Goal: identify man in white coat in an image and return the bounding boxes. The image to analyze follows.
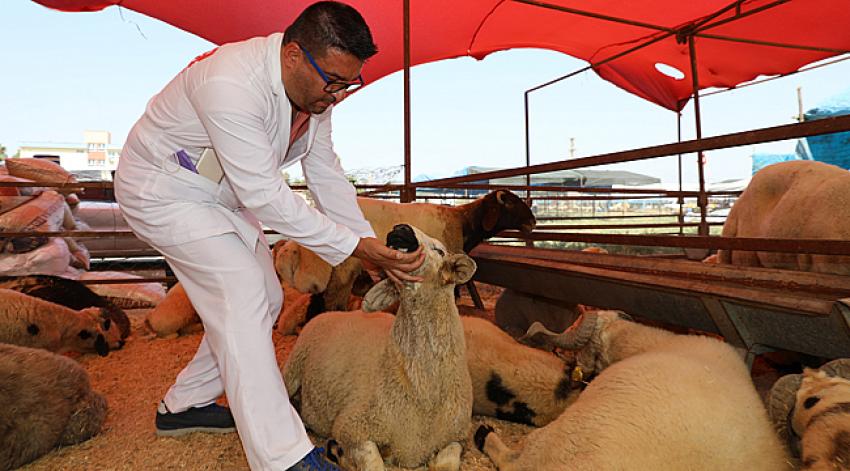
[114,2,422,470]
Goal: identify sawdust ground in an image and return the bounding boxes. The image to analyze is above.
[20,286,526,471]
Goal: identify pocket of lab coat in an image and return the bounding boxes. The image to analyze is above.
[147,160,221,205]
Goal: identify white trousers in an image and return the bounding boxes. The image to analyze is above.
[155,232,313,470]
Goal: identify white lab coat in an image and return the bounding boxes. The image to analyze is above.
[117,32,374,266]
[114,32,373,470]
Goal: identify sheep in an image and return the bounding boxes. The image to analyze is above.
[143,279,349,338]
[0,342,108,471]
[78,271,167,309]
[493,288,581,340]
[0,274,131,339]
[0,288,123,356]
[475,310,791,470]
[276,189,536,315]
[145,282,203,338]
[283,224,476,470]
[273,239,361,324]
[462,316,580,427]
[358,189,536,255]
[718,160,850,275]
[767,358,850,470]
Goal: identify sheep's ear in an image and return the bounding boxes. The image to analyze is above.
[362,279,399,312]
[275,241,299,286]
[441,254,477,285]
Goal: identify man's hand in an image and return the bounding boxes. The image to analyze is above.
[353,237,424,285]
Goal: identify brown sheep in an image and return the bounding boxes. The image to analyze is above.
[276,189,536,317]
[767,358,850,470]
[0,289,122,356]
[0,342,108,470]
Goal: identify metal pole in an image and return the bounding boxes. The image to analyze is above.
[677,112,684,235]
[524,90,531,201]
[688,35,709,236]
[524,91,534,247]
[402,0,413,202]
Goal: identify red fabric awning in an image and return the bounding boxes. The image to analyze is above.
[33,0,850,111]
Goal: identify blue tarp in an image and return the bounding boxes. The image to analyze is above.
[802,88,850,170]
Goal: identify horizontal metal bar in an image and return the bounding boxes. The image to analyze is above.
[0,230,139,238]
[696,32,850,54]
[503,231,850,255]
[411,182,741,196]
[417,115,850,187]
[78,277,175,285]
[536,214,680,220]
[512,0,675,33]
[537,225,704,231]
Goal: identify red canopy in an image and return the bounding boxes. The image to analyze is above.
[34,0,850,111]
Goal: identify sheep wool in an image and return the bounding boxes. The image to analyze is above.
[0,342,107,471]
[718,160,850,275]
[477,310,791,470]
[283,225,475,470]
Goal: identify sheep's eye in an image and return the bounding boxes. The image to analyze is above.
[803,396,820,409]
[432,247,445,256]
[103,319,112,330]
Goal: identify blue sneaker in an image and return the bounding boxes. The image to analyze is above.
[155,401,236,437]
[287,446,342,471]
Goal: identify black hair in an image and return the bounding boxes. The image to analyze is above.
[284,1,377,61]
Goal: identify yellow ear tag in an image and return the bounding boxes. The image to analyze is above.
[571,366,584,383]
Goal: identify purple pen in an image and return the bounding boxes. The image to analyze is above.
[175,149,199,173]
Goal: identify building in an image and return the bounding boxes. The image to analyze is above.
[17,130,120,179]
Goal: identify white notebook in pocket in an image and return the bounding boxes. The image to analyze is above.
[197,148,224,184]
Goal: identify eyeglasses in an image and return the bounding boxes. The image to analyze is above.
[298,44,365,94]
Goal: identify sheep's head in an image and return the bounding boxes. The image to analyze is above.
[82,307,125,351]
[363,224,476,312]
[481,190,536,237]
[273,240,332,294]
[520,310,627,380]
[767,358,850,456]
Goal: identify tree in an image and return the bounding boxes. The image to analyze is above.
[0,144,6,161]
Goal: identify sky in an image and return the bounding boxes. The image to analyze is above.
[3,1,850,188]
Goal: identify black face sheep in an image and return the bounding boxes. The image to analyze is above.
[283,224,476,470]
[275,190,535,315]
[718,160,850,275]
[0,342,107,471]
[0,288,122,356]
[0,274,131,339]
[475,310,791,470]
[462,316,580,427]
[768,358,850,470]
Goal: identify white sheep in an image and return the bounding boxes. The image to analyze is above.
[476,310,791,470]
[275,190,536,313]
[462,316,580,427]
[0,288,123,356]
[767,358,850,470]
[718,160,850,275]
[283,224,476,470]
[0,342,108,471]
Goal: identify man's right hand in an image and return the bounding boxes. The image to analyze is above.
[353,237,424,285]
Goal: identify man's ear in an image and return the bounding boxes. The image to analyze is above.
[281,41,303,69]
[362,279,400,312]
[440,254,477,285]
